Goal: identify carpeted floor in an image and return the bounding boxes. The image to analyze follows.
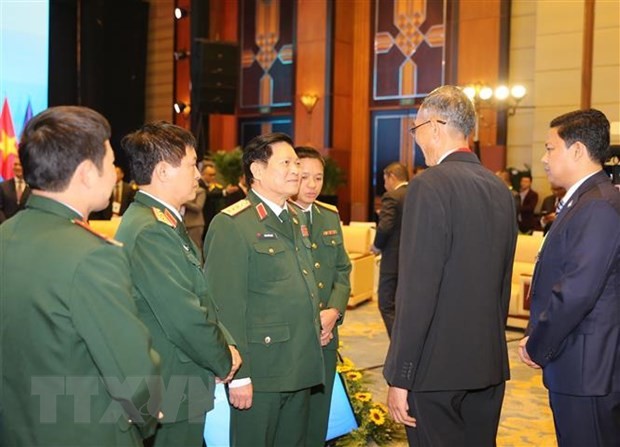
[338,300,557,446]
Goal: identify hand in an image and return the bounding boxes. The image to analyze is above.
[220,345,242,383]
[225,184,240,195]
[387,386,416,427]
[370,244,380,255]
[320,330,334,346]
[228,383,253,409]
[518,336,541,369]
[319,308,340,345]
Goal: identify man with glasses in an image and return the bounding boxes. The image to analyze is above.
[384,85,518,446]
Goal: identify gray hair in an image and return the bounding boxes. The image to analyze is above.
[421,85,476,138]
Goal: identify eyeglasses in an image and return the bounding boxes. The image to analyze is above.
[409,119,447,136]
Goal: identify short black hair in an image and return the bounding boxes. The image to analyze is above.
[550,109,610,164]
[121,121,196,185]
[243,132,294,185]
[19,106,110,192]
[294,146,324,166]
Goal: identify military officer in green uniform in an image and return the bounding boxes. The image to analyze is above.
[116,122,241,447]
[0,106,162,446]
[203,132,324,446]
[290,146,352,445]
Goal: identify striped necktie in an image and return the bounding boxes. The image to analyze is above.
[555,198,565,214]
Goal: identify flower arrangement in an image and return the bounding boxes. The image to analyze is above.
[334,357,406,446]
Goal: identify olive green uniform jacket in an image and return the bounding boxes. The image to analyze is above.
[203,190,324,392]
[291,200,352,445]
[116,191,232,424]
[0,195,161,446]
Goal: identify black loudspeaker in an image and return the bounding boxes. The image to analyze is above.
[192,39,239,115]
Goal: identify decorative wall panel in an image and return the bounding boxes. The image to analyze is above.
[240,0,294,109]
[374,0,446,101]
[238,117,293,147]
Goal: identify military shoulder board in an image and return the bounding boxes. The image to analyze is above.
[314,200,339,214]
[73,219,123,247]
[222,199,252,217]
[152,207,177,228]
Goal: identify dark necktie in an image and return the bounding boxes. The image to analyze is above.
[555,198,565,214]
[279,209,289,223]
[304,210,312,231]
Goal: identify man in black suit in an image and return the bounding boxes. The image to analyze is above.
[89,165,135,220]
[538,184,566,234]
[518,174,539,233]
[199,160,239,237]
[371,162,409,337]
[0,159,30,223]
[384,85,518,446]
[519,109,620,446]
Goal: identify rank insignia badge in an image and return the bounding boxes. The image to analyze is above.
[322,229,337,236]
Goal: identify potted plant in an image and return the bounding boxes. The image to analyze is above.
[212,147,243,186]
[320,156,346,206]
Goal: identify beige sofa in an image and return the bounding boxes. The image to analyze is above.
[341,224,376,307]
[507,232,544,329]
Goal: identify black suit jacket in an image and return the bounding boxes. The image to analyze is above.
[0,179,30,223]
[373,183,407,275]
[384,151,517,391]
[89,181,135,220]
[519,189,539,233]
[526,171,620,396]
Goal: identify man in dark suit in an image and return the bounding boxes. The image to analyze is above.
[0,159,31,223]
[384,85,518,446]
[519,109,620,446]
[116,122,241,447]
[200,160,240,237]
[538,184,566,234]
[204,133,324,446]
[1,106,161,446]
[371,162,409,337]
[89,165,136,220]
[518,174,539,233]
[290,145,352,446]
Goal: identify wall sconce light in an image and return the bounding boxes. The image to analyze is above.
[462,83,527,116]
[300,93,319,114]
[174,101,190,116]
[173,49,190,61]
[174,7,189,20]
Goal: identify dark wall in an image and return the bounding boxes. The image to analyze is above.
[49,0,149,173]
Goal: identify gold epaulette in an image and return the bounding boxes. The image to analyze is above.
[221,199,251,217]
[73,219,123,247]
[152,207,177,228]
[314,200,339,214]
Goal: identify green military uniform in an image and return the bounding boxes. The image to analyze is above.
[203,190,324,446]
[0,195,161,446]
[290,200,352,446]
[116,191,233,446]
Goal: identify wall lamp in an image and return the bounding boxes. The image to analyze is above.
[174,49,191,61]
[462,83,527,116]
[174,7,189,20]
[300,93,319,114]
[174,101,190,116]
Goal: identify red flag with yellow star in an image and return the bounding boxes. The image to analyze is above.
[0,98,19,180]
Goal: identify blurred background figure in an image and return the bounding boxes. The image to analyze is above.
[518,174,539,234]
[90,165,135,220]
[371,162,409,337]
[0,159,30,224]
[182,179,207,252]
[224,172,248,207]
[496,168,521,221]
[199,160,239,237]
[539,184,566,235]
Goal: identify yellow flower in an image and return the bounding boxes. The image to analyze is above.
[373,402,388,413]
[345,371,362,381]
[369,408,386,425]
[337,364,353,373]
[354,392,372,402]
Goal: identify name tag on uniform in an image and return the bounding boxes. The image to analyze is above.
[323,229,337,236]
[257,232,277,240]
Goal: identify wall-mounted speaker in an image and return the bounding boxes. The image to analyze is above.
[192,39,239,115]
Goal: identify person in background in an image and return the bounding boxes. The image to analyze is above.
[518,173,539,233]
[290,145,352,446]
[224,172,248,207]
[384,85,517,446]
[519,109,620,446]
[0,106,161,446]
[370,162,409,337]
[182,179,207,252]
[200,160,239,236]
[538,184,567,235]
[0,158,31,223]
[496,168,521,221]
[89,165,136,220]
[116,121,241,447]
[203,132,324,446]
